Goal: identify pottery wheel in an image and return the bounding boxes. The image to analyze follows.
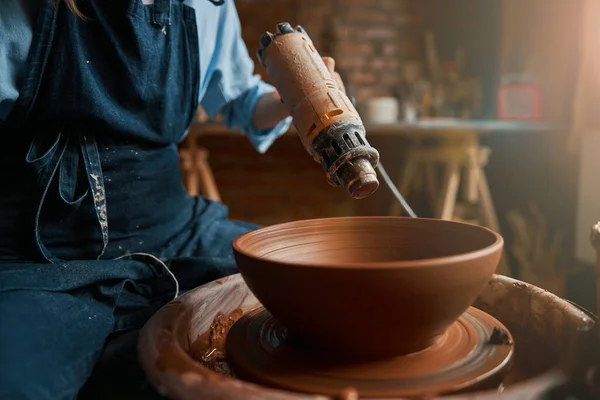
[226,307,514,398]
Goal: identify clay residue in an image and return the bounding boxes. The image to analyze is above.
[189,309,244,378]
[199,350,233,378]
[474,275,596,386]
[488,327,514,345]
[511,282,529,290]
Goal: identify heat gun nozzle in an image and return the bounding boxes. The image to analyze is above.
[337,157,379,199]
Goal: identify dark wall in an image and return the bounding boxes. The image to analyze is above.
[416,0,502,117]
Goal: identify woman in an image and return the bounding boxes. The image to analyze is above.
[0,0,344,398]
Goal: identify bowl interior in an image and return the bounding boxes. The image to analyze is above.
[234,217,501,267]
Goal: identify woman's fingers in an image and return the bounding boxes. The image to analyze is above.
[321,57,346,93]
[322,57,335,74]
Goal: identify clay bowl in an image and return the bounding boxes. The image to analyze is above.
[233,216,503,360]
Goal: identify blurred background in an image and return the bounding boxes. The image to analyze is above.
[181,0,600,312]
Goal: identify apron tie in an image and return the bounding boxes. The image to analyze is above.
[26,130,109,263]
[152,0,172,27]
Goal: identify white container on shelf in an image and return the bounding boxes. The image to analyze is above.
[362,97,399,124]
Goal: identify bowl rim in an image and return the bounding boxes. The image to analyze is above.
[233,216,504,269]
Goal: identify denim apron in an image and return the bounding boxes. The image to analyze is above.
[0,1,256,398]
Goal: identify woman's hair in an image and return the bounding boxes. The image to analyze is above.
[63,0,85,19]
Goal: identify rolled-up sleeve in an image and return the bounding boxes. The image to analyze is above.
[199,1,292,153]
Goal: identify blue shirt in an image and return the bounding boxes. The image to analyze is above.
[0,0,291,153]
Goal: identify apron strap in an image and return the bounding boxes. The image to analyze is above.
[152,0,223,29]
[26,130,69,264]
[25,130,109,263]
[80,133,109,259]
[152,0,172,27]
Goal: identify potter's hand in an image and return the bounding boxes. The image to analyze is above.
[322,57,346,94]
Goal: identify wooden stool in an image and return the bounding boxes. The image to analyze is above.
[389,130,508,275]
[179,135,221,202]
[390,132,499,227]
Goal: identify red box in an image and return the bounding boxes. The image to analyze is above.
[497,82,543,121]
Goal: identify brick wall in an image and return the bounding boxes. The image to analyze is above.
[193,131,412,226]
[190,0,419,226]
[236,0,421,103]
[330,0,421,102]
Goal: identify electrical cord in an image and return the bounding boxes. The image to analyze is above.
[376,162,418,218]
[345,96,416,218]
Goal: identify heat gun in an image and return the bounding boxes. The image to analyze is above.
[257,22,380,199]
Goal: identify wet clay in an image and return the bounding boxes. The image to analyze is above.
[138,273,595,400]
[473,277,597,386]
[138,278,319,400]
[189,309,244,378]
[225,306,513,398]
[232,216,504,360]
